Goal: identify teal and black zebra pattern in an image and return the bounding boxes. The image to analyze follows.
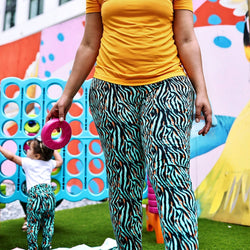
[89,76,198,250]
[27,184,56,250]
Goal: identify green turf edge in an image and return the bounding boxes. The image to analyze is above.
[1,202,250,250]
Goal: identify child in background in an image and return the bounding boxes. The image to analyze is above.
[0,137,63,250]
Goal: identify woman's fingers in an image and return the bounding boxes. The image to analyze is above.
[57,97,73,122]
[46,104,59,122]
[197,106,212,136]
[195,98,212,136]
[203,112,212,135]
[58,105,65,122]
[46,94,72,122]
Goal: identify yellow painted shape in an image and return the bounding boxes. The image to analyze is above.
[195,101,250,225]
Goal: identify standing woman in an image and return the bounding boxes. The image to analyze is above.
[46,0,212,249]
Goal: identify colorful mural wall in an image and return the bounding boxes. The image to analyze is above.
[0,0,250,225]
[191,0,250,226]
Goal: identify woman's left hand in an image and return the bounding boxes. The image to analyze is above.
[195,93,212,136]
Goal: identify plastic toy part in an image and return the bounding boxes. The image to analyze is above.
[146,205,164,244]
[24,121,40,134]
[41,118,72,150]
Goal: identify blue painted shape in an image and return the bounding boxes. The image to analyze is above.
[214,36,232,48]
[193,14,197,24]
[208,14,222,25]
[48,53,55,61]
[190,115,235,159]
[57,33,64,42]
[236,21,245,33]
[42,56,46,63]
[45,71,51,77]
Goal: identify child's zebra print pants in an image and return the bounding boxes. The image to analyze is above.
[27,184,56,250]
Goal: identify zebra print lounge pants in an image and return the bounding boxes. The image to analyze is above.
[89,76,198,250]
[27,184,56,250]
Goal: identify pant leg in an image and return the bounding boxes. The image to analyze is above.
[40,185,56,250]
[27,184,56,250]
[141,76,198,250]
[89,79,146,250]
[41,197,55,249]
[27,190,42,250]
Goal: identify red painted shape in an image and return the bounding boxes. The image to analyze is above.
[194,1,244,28]
[0,32,41,81]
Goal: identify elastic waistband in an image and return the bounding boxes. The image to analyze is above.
[28,183,52,194]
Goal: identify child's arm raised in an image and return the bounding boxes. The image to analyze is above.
[53,150,63,169]
[0,145,22,166]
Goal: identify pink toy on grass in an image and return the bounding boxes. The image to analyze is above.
[41,118,72,150]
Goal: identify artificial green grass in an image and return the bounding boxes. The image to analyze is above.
[198,218,250,249]
[1,201,250,249]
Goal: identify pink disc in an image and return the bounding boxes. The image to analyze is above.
[148,199,157,207]
[148,193,156,201]
[148,206,159,214]
[147,186,155,194]
[41,118,72,150]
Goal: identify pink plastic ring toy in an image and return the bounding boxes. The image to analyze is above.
[41,118,72,150]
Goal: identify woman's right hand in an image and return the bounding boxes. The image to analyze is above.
[46,94,73,122]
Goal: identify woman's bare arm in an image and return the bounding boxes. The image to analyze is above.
[46,12,103,122]
[173,9,212,136]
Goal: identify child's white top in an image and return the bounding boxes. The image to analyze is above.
[22,158,56,191]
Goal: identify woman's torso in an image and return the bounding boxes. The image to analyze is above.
[86,0,193,85]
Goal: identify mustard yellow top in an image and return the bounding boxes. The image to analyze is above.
[86,0,193,86]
